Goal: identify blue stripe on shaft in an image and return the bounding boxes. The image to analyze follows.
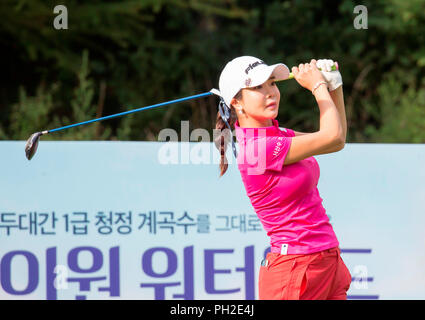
[48,91,213,133]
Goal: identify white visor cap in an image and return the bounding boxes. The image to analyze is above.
[217,56,290,107]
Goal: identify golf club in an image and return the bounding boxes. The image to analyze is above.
[25,91,214,160]
[25,62,338,160]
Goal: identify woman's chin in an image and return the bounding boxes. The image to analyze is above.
[265,108,279,116]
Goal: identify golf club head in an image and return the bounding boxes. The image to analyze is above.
[25,132,43,160]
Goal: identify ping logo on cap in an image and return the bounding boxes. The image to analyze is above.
[245,60,265,74]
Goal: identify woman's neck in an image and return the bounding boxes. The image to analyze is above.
[237,117,274,128]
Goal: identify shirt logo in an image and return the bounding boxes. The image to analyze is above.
[272,136,284,157]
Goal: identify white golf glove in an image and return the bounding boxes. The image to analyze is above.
[316,59,342,91]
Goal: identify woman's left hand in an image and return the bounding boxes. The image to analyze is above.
[316,59,343,91]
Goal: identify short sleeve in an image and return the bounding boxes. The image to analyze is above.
[279,127,295,137]
[243,134,292,174]
[286,129,295,137]
[263,135,292,172]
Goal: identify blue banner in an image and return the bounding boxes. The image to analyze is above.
[1,141,424,299]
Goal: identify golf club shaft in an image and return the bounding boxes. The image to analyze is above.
[48,92,213,134]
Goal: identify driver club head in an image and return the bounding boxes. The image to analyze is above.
[25,132,44,160]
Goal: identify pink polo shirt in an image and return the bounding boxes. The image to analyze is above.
[235,119,339,255]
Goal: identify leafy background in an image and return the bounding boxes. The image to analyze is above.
[1,0,424,143]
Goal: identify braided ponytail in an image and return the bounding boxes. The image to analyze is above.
[214,91,241,177]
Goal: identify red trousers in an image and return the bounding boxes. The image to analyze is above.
[259,247,352,300]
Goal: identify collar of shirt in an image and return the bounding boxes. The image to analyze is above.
[235,118,282,143]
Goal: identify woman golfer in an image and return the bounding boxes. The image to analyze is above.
[214,56,351,300]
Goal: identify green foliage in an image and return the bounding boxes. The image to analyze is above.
[365,74,425,143]
[63,50,111,141]
[8,84,57,140]
[5,50,111,141]
[0,0,424,143]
